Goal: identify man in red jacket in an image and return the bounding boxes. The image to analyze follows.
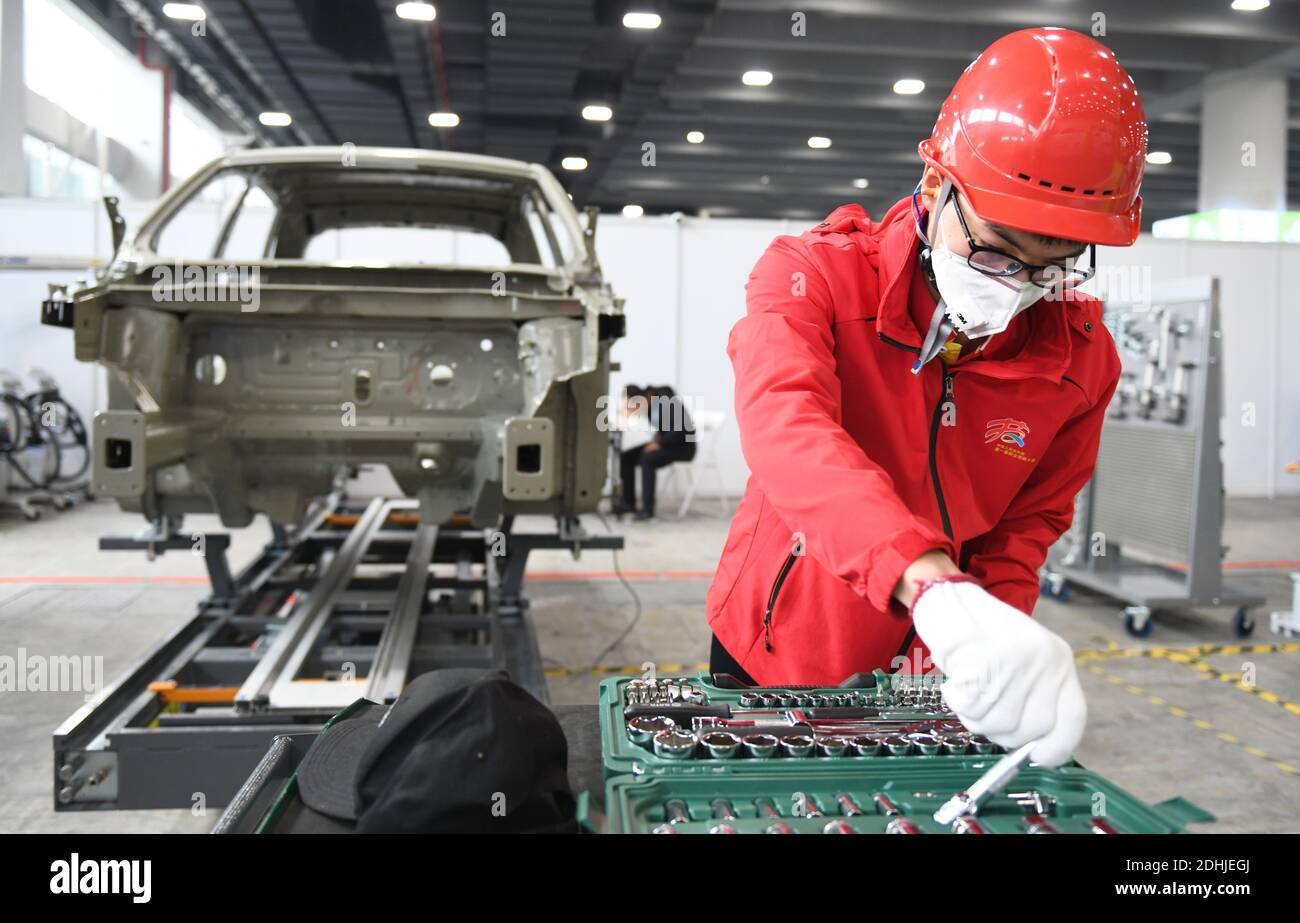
[705,27,1147,767]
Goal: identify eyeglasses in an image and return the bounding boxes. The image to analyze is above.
[949,193,1096,289]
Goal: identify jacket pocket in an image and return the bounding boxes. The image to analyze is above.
[762,543,802,651]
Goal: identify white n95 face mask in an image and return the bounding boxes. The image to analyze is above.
[928,242,1045,339]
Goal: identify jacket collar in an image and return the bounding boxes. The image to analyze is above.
[868,197,1074,384]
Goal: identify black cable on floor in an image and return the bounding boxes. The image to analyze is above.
[27,392,89,483]
[1,393,49,488]
[586,510,642,673]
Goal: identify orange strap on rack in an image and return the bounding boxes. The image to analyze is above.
[147,680,239,704]
[322,512,470,527]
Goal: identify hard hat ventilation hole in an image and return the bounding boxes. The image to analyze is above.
[1014,169,1108,196]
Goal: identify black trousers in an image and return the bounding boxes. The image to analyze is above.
[620,443,693,515]
[709,634,757,686]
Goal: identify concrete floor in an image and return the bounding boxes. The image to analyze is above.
[1,495,1297,833]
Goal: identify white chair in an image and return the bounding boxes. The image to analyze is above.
[668,409,732,519]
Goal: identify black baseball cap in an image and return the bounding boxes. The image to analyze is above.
[296,669,577,833]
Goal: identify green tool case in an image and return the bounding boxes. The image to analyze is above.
[591,672,1214,834]
[598,766,1213,834]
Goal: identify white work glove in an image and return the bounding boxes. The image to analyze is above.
[910,577,1086,767]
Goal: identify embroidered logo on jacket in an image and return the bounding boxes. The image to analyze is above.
[984,418,1030,448]
[985,418,1038,464]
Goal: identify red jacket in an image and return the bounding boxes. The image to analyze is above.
[705,198,1121,685]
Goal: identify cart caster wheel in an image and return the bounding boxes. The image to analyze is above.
[52,496,70,511]
[1039,573,1069,601]
[1123,606,1153,638]
[23,509,40,522]
[1232,607,1255,639]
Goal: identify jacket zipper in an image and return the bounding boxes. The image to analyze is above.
[928,371,956,539]
[877,331,921,354]
[895,371,957,666]
[762,548,801,651]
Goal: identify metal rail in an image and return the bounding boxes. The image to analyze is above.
[51,494,616,810]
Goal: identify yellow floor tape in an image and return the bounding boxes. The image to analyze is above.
[1083,661,1299,778]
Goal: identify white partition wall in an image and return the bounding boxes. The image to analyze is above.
[595,215,797,501]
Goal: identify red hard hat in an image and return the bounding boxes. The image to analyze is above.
[919,27,1147,246]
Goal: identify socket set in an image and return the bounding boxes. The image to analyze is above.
[595,766,1212,834]
[600,672,1006,778]
[695,669,946,708]
[591,673,1214,834]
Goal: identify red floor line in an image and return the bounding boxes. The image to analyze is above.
[4,562,1291,587]
[0,575,208,585]
[0,570,717,585]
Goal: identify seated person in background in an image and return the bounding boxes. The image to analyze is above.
[617,385,696,520]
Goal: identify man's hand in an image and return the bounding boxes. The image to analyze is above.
[644,441,660,453]
[910,578,1086,767]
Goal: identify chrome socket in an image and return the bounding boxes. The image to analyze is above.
[652,728,698,760]
[883,735,914,756]
[626,715,674,745]
[851,734,883,756]
[743,733,780,759]
[700,730,742,760]
[816,736,850,758]
[780,734,816,758]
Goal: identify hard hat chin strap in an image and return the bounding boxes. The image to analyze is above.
[914,302,953,375]
[912,177,953,258]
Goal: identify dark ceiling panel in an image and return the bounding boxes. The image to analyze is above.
[82,0,1300,224]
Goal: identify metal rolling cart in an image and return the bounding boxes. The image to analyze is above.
[52,493,621,811]
[1042,276,1264,637]
[0,368,92,520]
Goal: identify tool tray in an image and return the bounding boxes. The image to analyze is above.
[599,671,1017,778]
[596,766,1214,834]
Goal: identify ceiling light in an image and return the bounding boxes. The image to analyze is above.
[622,205,645,218]
[561,156,588,171]
[622,11,662,29]
[582,104,613,122]
[893,78,925,95]
[1230,0,1269,11]
[686,130,704,144]
[742,70,773,87]
[807,136,831,149]
[428,111,460,128]
[853,178,869,189]
[162,3,206,20]
[1146,151,1172,165]
[258,112,292,127]
[395,2,436,21]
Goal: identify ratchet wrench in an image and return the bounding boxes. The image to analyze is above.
[933,740,1037,825]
